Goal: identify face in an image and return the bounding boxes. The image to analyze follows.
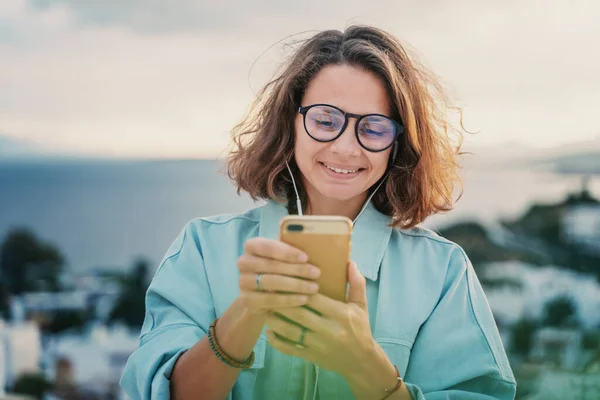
[294,64,393,209]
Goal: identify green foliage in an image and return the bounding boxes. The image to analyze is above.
[0,228,65,294]
[12,372,50,400]
[511,318,538,357]
[565,176,599,205]
[582,331,600,350]
[0,280,10,318]
[442,185,600,284]
[439,221,544,270]
[45,310,88,334]
[502,203,564,245]
[543,295,579,327]
[108,257,150,328]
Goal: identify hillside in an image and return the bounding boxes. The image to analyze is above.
[439,185,600,283]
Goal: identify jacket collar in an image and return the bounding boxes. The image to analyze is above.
[258,199,392,281]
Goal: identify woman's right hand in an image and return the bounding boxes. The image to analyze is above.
[237,237,321,315]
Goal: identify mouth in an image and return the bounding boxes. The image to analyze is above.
[319,162,365,175]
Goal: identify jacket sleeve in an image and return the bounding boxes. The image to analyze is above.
[403,246,517,399]
[119,222,215,400]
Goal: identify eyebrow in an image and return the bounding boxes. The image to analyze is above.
[311,103,390,117]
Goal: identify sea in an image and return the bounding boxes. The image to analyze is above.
[1,157,599,274]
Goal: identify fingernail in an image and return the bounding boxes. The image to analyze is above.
[298,252,308,262]
[308,283,319,292]
[309,266,321,278]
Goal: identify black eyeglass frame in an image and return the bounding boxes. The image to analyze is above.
[297,103,405,153]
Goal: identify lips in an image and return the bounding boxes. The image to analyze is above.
[319,162,365,174]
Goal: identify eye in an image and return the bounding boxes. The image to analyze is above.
[364,128,386,136]
[316,118,333,127]
[311,113,342,130]
[359,120,393,137]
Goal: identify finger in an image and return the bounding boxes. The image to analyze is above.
[237,255,321,280]
[306,293,344,319]
[346,261,367,307]
[265,314,309,345]
[273,307,329,335]
[265,329,309,359]
[244,237,308,263]
[240,291,308,310]
[239,273,319,294]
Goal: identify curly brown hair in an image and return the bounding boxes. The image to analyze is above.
[226,25,464,229]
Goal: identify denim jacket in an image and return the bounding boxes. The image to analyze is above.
[120,200,516,399]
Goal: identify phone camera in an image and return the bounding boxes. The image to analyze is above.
[287,224,304,232]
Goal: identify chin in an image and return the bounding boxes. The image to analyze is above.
[313,182,365,202]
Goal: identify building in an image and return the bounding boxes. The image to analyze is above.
[0,319,42,391]
[44,323,139,398]
[527,369,600,400]
[562,203,600,256]
[530,327,583,370]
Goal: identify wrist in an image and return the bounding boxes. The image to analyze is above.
[215,298,266,361]
[343,340,402,400]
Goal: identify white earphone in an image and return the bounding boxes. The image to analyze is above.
[285,161,388,224]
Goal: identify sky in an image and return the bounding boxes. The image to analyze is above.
[0,0,599,159]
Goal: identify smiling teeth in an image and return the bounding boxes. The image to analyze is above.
[323,163,359,174]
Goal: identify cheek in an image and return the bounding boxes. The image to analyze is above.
[368,151,390,176]
[294,127,322,165]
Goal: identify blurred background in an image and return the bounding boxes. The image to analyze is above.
[1,1,599,399]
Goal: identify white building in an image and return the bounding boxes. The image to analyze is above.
[481,261,600,329]
[0,319,42,390]
[12,283,121,326]
[44,323,139,397]
[530,327,583,369]
[562,203,600,256]
[19,291,88,313]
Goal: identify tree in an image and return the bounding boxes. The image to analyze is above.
[45,310,88,334]
[511,318,538,357]
[12,372,50,399]
[108,257,151,328]
[0,228,65,294]
[0,280,10,318]
[543,295,578,327]
[582,331,600,350]
[131,257,150,292]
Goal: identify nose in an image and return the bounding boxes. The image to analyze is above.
[329,118,362,157]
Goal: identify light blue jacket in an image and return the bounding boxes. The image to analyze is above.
[120,200,516,399]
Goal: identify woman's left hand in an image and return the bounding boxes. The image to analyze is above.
[264,260,378,378]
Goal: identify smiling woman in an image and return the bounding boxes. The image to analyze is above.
[120,25,517,400]
[227,29,459,227]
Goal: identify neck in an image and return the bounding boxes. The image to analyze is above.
[303,185,368,221]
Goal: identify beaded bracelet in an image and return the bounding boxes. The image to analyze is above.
[208,318,255,369]
[380,365,403,399]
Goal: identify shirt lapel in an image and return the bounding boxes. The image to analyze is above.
[350,201,393,281]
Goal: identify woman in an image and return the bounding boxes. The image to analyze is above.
[120,26,516,399]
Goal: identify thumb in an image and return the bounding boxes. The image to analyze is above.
[346,261,367,307]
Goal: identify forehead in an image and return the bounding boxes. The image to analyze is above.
[301,64,392,117]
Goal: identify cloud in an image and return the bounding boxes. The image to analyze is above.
[0,0,599,158]
[27,0,236,34]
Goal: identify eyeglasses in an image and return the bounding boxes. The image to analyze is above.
[298,103,404,152]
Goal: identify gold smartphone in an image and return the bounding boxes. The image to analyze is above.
[279,215,353,302]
